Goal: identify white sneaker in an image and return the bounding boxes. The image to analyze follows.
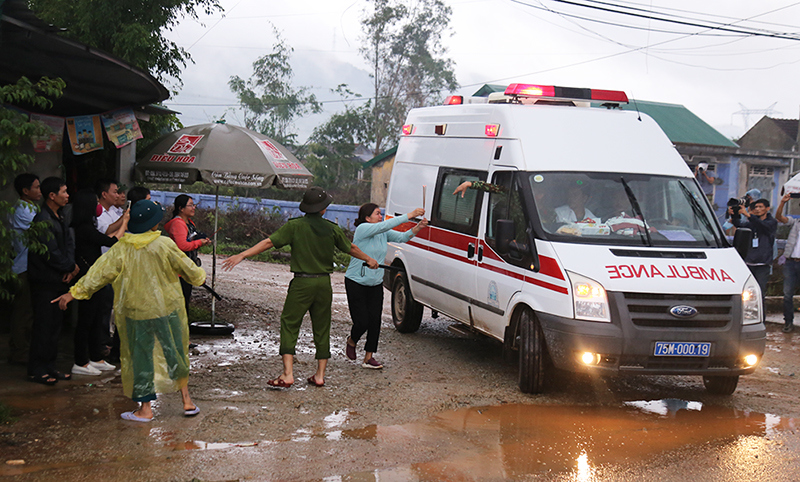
[89,360,116,371]
[72,363,102,376]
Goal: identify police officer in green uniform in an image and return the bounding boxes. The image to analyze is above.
[222,187,378,389]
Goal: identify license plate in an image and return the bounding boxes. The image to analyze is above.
[654,342,711,357]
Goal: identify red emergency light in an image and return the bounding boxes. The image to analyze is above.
[402,124,414,135]
[485,124,500,137]
[505,83,628,103]
[445,95,463,105]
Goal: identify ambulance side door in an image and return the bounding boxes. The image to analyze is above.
[473,170,526,338]
[422,167,486,324]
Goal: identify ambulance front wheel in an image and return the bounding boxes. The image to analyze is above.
[702,375,739,395]
[391,271,423,333]
[518,308,547,394]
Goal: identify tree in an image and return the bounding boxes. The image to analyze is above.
[29,0,221,89]
[229,28,322,147]
[361,0,458,153]
[0,77,65,299]
[306,86,372,205]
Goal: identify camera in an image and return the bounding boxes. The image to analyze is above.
[189,231,209,240]
[726,197,750,217]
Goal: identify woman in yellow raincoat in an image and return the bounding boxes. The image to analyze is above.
[53,200,207,422]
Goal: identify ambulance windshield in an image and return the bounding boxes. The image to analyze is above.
[528,172,725,247]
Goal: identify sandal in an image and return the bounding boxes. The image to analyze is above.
[307,376,325,387]
[267,377,293,389]
[28,374,58,386]
[51,371,72,381]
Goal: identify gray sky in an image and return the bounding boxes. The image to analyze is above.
[164,0,800,145]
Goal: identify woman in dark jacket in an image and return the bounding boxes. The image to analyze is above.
[70,189,128,376]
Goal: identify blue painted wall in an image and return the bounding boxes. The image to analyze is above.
[151,190,361,231]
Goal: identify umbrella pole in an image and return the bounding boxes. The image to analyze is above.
[211,186,219,327]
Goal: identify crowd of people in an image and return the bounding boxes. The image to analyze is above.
[6,172,800,421]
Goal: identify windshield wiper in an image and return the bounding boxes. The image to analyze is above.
[678,181,720,247]
[619,177,652,247]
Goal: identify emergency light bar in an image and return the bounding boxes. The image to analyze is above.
[505,84,628,103]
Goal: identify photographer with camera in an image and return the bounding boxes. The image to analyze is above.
[731,197,776,323]
[775,193,800,332]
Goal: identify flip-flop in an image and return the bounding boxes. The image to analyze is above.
[121,411,152,423]
[51,371,71,381]
[266,377,293,389]
[307,376,325,387]
[184,405,200,417]
[27,374,57,386]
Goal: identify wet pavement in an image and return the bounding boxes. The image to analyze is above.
[3,262,800,480]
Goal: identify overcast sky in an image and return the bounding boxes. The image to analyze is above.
[164,0,800,146]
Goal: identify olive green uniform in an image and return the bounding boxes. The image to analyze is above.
[269,213,352,359]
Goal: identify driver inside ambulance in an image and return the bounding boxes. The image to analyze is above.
[555,183,599,224]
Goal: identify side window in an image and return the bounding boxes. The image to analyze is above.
[431,168,485,236]
[486,172,531,268]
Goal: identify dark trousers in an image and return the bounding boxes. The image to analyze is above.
[28,284,67,377]
[180,278,193,319]
[783,259,800,325]
[345,278,384,353]
[74,285,113,366]
[8,271,33,363]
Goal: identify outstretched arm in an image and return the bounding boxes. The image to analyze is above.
[221,237,274,271]
[349,244,378,269]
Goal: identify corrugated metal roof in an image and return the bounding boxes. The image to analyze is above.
[362,146,397,169]
[770,117,799,140]
[615,100,738,148]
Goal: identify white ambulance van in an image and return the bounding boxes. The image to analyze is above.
[383,83,765,395]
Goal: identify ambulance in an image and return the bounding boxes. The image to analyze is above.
[383,83,765,394]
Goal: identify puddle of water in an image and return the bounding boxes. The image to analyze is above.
[334,402,797,481]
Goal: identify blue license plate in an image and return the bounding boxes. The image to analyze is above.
[654,342,711,357]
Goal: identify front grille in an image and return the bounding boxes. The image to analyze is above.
[616,292,735,329]
[619,356,736,371]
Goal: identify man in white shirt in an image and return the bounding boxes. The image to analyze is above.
[95,179,124,254]
[555,184,599,224]
[775,193,800,333]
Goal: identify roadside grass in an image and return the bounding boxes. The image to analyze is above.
[187,304,213,323]
[0,401,16,424]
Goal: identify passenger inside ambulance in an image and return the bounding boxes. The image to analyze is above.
[554,183,600,224]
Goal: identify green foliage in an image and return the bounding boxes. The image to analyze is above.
[0,401,16,424]
[29,0,222,90]
[187,304,212,323]
[360,0,458,153]
[306,85,372,205]
[229,27,321,147]
[0,77,64,300]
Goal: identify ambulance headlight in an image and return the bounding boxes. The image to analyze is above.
[568,271,611,322]
[742,275,762,325]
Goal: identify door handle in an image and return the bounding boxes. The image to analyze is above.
[467,243,475,259]
[477,245,483,262]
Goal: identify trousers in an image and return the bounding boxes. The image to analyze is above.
[74,284,113,366]
[345,278,384,353]
[28,284,67,377]
[8,271,33,363]
[279,275,332,359]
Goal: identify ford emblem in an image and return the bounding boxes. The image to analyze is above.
[669,305,698,318]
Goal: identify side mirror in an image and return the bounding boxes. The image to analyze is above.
[496,219,514,255]
[732,227,752,259]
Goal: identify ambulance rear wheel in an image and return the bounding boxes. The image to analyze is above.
[391,271,423,333]
[702,375,739,395]
[518,308,547,394]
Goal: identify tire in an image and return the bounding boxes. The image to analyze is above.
[702,375,739,395]
[518,308,547,394]
[391,271,423,333]
[189,321,235,336]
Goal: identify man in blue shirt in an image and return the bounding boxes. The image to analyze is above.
[8,173,41,365]
[731,198,777,322]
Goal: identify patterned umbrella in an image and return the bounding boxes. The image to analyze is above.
[134,122,312,189]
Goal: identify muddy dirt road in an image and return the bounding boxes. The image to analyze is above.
[3,256,800,481]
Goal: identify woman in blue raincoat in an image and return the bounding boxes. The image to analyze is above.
[53,200,207,422]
